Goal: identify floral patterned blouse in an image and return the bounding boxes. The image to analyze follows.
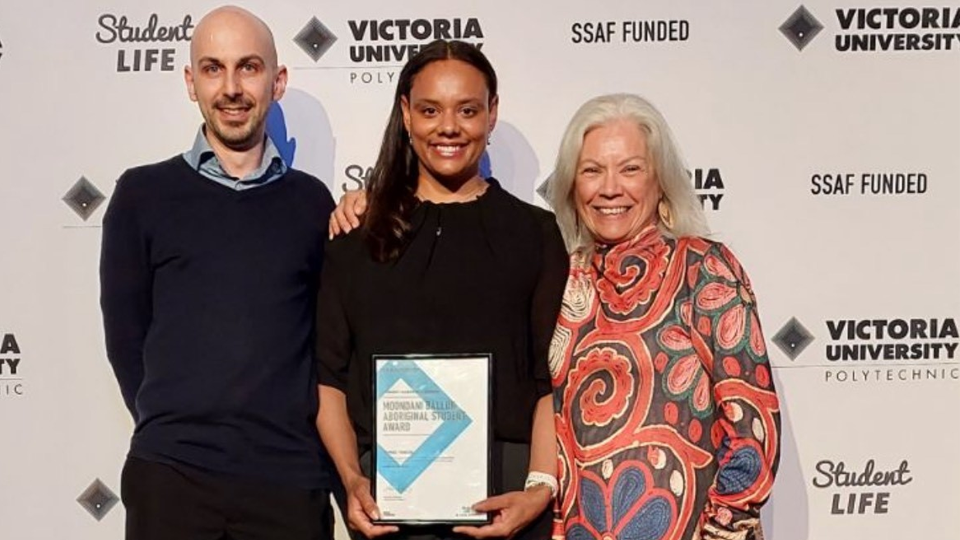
[550,227,780,540]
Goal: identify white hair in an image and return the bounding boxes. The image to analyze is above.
[547,93,709,256]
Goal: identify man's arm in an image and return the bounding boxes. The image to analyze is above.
[100,172,152,422]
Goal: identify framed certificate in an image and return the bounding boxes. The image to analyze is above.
[372,353,492,525]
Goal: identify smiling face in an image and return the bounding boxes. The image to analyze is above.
[184,7,286,152]
[400,59,498,188]
[574,119,663,245]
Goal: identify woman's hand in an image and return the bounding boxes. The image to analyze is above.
[452,485,552,539]
[344,474,399,538]
[329,189,368,239]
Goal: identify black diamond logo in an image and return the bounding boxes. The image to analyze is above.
[772,317,814,360]
[77,478,118,521]
[295,17,337,62]
[779,6,823,51]
[62,176,105,221]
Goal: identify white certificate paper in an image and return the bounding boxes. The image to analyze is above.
[373,354,490,524]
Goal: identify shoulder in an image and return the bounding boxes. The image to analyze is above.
[484,179,559,234]
[283,167,327,190]
[324,227,367,265]
[681,236,751,285]
[109,155,187,204]
[284,168,335,203]
[118,155,186,184]
[483,181,568,274]
[280,168,336,222]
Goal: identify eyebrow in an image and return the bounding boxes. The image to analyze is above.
[196,55,267,66]
[577,155,648,166]
[237,55,266,65]
[412,97,485,106]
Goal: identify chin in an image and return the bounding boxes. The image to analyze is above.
[595,224,643,244]
[428,165,474,181]
[226,124,257,140]
[596,235,627,245]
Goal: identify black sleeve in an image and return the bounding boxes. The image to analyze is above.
[99,172,151,421]
[530,211,570,397]
[315,238,352,392]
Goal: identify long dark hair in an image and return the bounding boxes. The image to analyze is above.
[363,39,498,262]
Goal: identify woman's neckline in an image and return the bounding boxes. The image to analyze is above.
[416,178,494,207]
[594,224,664,254]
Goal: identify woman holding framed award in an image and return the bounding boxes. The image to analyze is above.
[315,40,568,540]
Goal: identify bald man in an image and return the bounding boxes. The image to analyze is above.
[100,6,336,539]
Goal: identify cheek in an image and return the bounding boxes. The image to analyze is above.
[410,129,429,147]
[469,117,491,137]
[573,177,595,206]
[196,88,215,106]
[408,119,431,141]
[627,175,661,205]
[573,193,587,215]
[254,82,274,100]
[200,82,222,99]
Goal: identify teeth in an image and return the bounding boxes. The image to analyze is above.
[436,145,460,153]
[598,207,628,215]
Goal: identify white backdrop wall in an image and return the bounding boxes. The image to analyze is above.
[0,0,958,539]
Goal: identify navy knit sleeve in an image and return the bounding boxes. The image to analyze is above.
[315,237,352,393]
[99,171,152,421]
[530,211,570,398]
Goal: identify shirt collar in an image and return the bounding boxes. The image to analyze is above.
[184,125,288,184]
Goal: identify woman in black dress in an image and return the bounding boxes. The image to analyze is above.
[315,40,568,540]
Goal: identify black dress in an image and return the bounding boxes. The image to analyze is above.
[316,179,568,539]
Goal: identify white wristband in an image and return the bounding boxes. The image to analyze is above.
[524,471,558,499]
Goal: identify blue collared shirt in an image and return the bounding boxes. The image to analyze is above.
[182,127,288,190]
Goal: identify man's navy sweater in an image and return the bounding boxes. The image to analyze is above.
[100,156,335,489]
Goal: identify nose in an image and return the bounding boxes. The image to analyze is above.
[598,170,622,198]
[222,70,241,98]
[437,110,460,136]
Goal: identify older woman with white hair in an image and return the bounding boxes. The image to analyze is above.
[546,93,780,540]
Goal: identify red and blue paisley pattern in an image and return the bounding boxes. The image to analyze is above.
[551,228,780,540]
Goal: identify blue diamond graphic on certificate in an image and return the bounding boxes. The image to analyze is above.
[375,360,473,493]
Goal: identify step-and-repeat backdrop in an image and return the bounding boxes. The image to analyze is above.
[1,0,958,538]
